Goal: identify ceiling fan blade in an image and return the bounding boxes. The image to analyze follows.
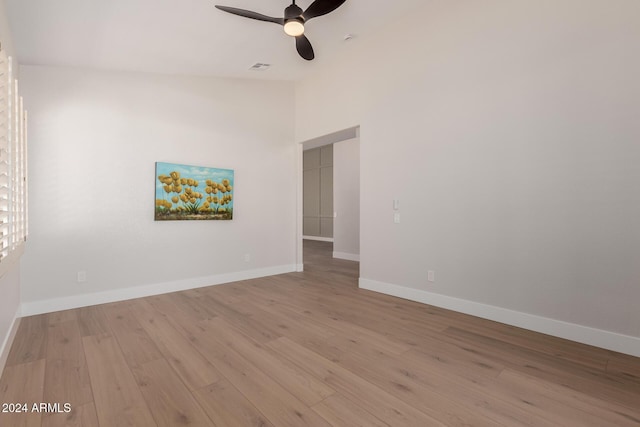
[302,0,346,21]
[295,35,315,60]
[215,5,284,25]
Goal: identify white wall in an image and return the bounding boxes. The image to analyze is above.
[20,65,297,314]
[0,0,14,57]
[0,0,23,374]
[296,0,640,355]
[333,137,360,261]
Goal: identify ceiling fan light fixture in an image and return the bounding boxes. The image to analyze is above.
[284,19,304,37]
[215,0,347,60]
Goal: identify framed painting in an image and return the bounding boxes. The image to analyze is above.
[155,162,234,221]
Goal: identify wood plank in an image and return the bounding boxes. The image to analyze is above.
[82,334,156,427]
[266,337,446,427]
[5,315,48,366]
[185,321,333,427]
[130,299,221,390]
[47,310,77,326]
[251,280,440,350]
[402,338,505,383]
[606,355,640,387]
[193,379,274,427]
[194,283,255,317]
[444,326,640,409]
[497,368,640,427]
[41,403,99,427]
[156,291,217,322]
[190,291,283,344]
[130,358,213,427]
[43,320,93,407]
[100,302,163,367]
[145,293,216,329]
[237,283,421,362]
[244,297,335,341]
[201,317,336,406]
[239,298,345,362]
[336,348,510,426]
[453,320,611,372]
[0,359,46,427]
[265,274,451,334]
[76,306,110,337]
[43,358,93,409]
[323,325,412,357]
[311,394,390,427]
[45,320,84,363]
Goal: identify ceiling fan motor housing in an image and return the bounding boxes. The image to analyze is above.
[285,4,304,20]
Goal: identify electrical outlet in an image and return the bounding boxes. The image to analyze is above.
[393,213,400,224]
[77,271,87,283]
[428,270,435,282]
[243,254,251,263]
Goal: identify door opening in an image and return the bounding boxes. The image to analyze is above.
[297,126,360,276]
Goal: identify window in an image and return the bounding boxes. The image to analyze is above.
[0,46,27,264]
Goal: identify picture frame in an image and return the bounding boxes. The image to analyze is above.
[155,162,234,221]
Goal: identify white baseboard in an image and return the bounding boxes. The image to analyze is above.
[359,278,640,358]
[333,251,360,262]
[303,236,334,242]
[296,264,305,272]
[0,308,22,376]
[21,264,297,316]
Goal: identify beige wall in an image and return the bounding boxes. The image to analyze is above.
[0,0,14,57]
[296,0,640,355]
[20,65,297,313]
[333,137,359,261]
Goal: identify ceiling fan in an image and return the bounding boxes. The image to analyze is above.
[215,0,347,61]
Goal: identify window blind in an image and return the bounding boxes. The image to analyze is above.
[0,46,28,262]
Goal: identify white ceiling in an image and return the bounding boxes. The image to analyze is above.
[5,0,425,81]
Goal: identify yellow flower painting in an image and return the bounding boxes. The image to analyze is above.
[155,162,234,221]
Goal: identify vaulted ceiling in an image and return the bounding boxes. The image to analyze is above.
[6,0,425,80]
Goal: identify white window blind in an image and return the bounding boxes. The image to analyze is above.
[0,46,28,262]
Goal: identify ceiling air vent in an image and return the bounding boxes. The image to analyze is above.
[249,63,271,71]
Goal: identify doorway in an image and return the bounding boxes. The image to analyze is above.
[298,126,360,275]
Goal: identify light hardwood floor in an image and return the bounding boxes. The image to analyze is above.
[1,240,639,426]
